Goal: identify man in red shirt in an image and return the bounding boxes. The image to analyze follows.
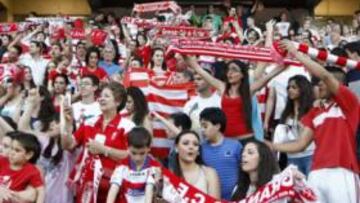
[270,40,360,203]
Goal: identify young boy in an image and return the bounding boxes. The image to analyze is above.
[107,127,161,203]
[199,107,243,200]
[0,131,44,203]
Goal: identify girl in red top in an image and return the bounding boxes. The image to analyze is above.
[80,47,108,82]
[135,33,152,67]
[62,82,135,203]
[186,56,284,145]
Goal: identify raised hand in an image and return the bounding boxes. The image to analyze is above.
[279,40,297,55]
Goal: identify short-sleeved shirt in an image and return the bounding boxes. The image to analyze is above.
[201,138,242,200]
[0,156,43,191]
[110,156,161,203]
[301,85,360,173]
[98,60,123,76]
[79,66,108,81]
[73,114,135,173]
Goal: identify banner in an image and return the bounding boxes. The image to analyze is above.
[70,28,86,40]
[123,68,194,158]
[161,166,317,203]
[133,1,181,13]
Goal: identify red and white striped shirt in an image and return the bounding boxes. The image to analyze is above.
[110,156,161,203]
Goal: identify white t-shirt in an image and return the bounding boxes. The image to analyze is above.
[276,22,291,37]
[273,118,315,158]
[183,92,221,132]
[268,65,310,120]
[72,101,102,128]
[19,54,49,86]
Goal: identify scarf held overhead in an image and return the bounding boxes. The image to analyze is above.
[133,1,181,13]
[167,40,360,69]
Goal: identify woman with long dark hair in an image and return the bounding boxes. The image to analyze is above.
[149,48,172,85]
[23,66,37,90]
[62,82,135,203]
[51,74,69,113]
[171,130,220,199]
[186,56,284,145]
[125,86,152,133]
[231,140,280,200]
[275,75,315,175]
[135,32,152,67]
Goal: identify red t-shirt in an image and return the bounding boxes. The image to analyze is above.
[223,16,243,32]
[73,114,135,174]
[221,94,252,137]
[79,66,108,81]
[302,85,360,173]
[0,156,43,191]
[48,69,77,82]
[136,45,152,68]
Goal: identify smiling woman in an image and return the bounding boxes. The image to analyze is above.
[61,82,136,203]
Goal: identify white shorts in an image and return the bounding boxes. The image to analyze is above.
[308,168,360,203]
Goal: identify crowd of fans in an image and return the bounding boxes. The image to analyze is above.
[0,1,359,203]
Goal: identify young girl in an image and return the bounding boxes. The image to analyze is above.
[0,131,44,203]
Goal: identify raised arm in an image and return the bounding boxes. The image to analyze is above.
[153,112,180,139]
[121,24,132,45]
[280,40,340,94]
[184,55,225,94]
[232,20,244,43]
[60,97,77,151]
[18,89,38,132]
[250,65,285,95]
[0,115,15,138]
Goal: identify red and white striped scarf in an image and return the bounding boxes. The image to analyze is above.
[167,40,360,70]
[294,42,360,70]
[121,17,173,29]
[156,26,211,40]
[133,1,181,13]
[167,40,302,66]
